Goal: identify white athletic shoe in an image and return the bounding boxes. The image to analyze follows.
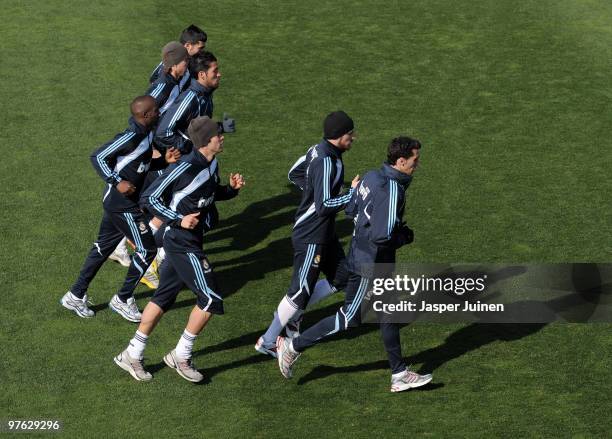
[390,369,433,393]
[108,294,142,322]
[276,336,300,379]
[139,261,159,289]
[285,314,303,339]
[108,242,131,267]
[114,349,152,381]
[163,349,204,383]
[254,336,277,358]
[60,291,94,318]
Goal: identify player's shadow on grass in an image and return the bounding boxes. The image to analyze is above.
[296,323,548,385]
[205,181,356,254]
[297,263,609,385]
[203,185,301,254]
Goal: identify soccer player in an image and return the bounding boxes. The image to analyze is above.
[276,136,433,393]
[108,42,190,272]
[149,24,207,91]
[114,116,245,383]
[155,51,234,155]
[61,96,179,322]
[141,50,232,288]
[254,111,359,357]
[147,41,189,114]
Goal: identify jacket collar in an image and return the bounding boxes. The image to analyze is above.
[189,79,214,97]
[381,163,412,188]
[163,72,180,86]
[184,148,215,168]
[319,138,343,159]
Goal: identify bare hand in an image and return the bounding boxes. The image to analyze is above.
[351,174,360,189]
[229,173,245,190]
[116,180,136,195]
[165,147,181,164]
[180,212,200,229]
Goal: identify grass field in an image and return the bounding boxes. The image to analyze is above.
[2,0,612,437]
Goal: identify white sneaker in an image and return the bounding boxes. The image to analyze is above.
[390,369,433,393]
[108,241,131,267]
[163,349,204,383]
[114,349,152,381]
[60,291,94,318]
[139,261,159,289]
[109,294,142,322]
[254,336,277,358]
[276,336,300,379]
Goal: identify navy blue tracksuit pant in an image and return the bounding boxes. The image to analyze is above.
[71,210,156,300]
[291,272,407,374]
[151,250,224,314]
[285,238,349,310]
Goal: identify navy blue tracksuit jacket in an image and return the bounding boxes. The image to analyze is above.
[287,144,316,191]
[154,81,214,154]
[291,139,354,245]
[150,61,192,93]
[140,150,238,253]
[345,163,413,276]
[91,118,168,212]
[146,72,181,115]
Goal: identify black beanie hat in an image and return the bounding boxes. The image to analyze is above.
[323,111,354,139]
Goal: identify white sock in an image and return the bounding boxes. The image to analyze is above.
[277,297,298,327]
[175,329,197,359]
[156,247,166,263]
[148,220,159,235]
[127,330,148,360]
[308,279,337,307]
[289,339,297,354]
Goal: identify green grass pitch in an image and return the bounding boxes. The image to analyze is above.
[1,0,611,437]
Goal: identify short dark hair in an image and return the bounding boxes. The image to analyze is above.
[180,24,207,44]
[387,136,422,165]
[189,51,217,78]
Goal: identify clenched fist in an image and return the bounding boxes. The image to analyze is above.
[165,147,181,164]
[116,180,136,195]
[180,212,200,229]
[229,173,245,190]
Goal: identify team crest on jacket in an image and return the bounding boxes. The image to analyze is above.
[138,222,148,234]
[197,195,214,208]
[313,254,321,267]
[137,162,150,173]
